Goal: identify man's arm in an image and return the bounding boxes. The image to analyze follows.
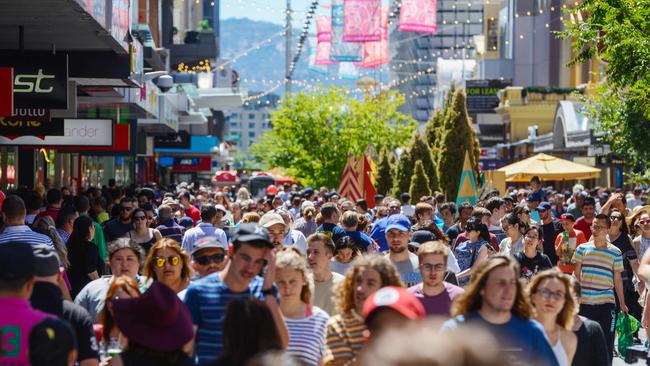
[573,262,582,282]
[263,249,289,348]
[614,270,628,314]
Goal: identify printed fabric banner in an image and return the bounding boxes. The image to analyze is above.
[399,0,438,34]
[316,41,337,65]
[331,0,362,62]
[358,7,388,68]
[308,37,329,74]
[343,0,381,42]
[316,15,333,42]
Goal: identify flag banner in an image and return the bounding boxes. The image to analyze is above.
[315,41,337,65]
[361,155,378,208]
[338,62,359,79]
[339,155,362,202]
[343,0,381,42]
[399,0,438,34]
[331,0,362,62]
[316,15,333,42]
[358,7,388,68]
[456,151,479,207]
[308,37,329,74]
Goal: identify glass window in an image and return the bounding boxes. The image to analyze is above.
[249,122,255,129]
[248,131,255,138]
[248,113,255,120]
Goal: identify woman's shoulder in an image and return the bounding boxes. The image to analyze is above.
[560,328,578,348]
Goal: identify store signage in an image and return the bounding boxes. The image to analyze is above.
[0,52,68,110]
[0,109,60,136]
[154,131,190,149]
[466,79,511,113]
[479,147,497,159]
[172,157,212,172]
[0,119,112,146]
[0,67,13,116]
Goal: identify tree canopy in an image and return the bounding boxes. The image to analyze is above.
[250,87,416,188]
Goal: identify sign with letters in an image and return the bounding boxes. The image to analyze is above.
[0,52,69,110]
[0,119,112,146]
[154,131,190,149]
[0,109,60,136]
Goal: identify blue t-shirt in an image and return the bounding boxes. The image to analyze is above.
[317,223,347,243]
[183,273,267,365]
[370,217,389,252]
[443,312,559,366]
[343,230,373,252]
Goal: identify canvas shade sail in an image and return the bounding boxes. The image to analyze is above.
[496,153,601,182]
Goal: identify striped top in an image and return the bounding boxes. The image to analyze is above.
[572,242,623,305]
[285,306,330,366]
[183,273,266,365]
[323,311,367,365]
[0,225,54,247]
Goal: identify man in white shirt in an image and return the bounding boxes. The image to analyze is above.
[307,233,344,315]
[181,204,227,255]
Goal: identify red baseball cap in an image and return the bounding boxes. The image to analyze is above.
[559,213,575,222]
[362,286,425,321]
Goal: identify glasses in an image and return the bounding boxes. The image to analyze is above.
[194,254,225,265]
[610,216,622,221]
[153,255,181,268]
[120,206,133,212]
[133,215,146,221]
[420,263,446,272]
[536,288,565,301]
[640,219,650,225]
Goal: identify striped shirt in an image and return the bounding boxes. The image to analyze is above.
[285,306,330,366]
[323,311,367,365]
[183,273,266,365]
[572,242,623,305]
[0,225,53,247]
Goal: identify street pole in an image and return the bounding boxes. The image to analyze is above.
[285,0,292,96]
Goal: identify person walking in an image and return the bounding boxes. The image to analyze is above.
[66,216,101,298]
[307,233,345,316]
[143,238,193,294]
[181,204,228,255]
[499,213,526,256]
[127,208,162,254]
[514,225,553,283]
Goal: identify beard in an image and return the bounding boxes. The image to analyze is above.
[389,245,407,254]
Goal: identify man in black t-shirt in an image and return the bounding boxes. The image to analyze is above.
[537,202,563,265]
[29,245,99,366]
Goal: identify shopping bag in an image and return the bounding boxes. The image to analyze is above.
[616,312,641,356]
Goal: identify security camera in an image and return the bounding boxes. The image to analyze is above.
[155,75,174,93]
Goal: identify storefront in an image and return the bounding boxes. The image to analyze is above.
[154,135,218,185]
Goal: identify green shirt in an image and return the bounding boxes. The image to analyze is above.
[80,213,107,262]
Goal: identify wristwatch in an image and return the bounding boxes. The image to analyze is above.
[262,287,278,297]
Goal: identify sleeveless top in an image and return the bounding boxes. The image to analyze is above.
[129,229,157,254]
[551,330,570,366]
[640,236,650,260]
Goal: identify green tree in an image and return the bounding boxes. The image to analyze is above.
[393,150,414,196]
[425,84,456,154]
[407,130,439,192]
[436,88,480,202]
[409,160,431,203]
[250,87,416,188]
[374,147,394,196]
[561,0,650,182]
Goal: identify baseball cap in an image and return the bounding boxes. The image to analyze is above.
[411,230,435,245]
[0,242,35,281]
[214,204,228,215]
[29,318,78,366]
[385,214,411,232]
[232,223,274,248]
[559,213,575,222]
[32,245,61,277]
[191,237,227,257]
[536,202,551,211]
[362,286,425,321]
[178,216,194,228]
[301,200,315,211]
[259,212,286,229]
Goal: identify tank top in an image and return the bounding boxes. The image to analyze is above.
[129,229,157,254]
[640,236,650,260]
[551,330,569,366]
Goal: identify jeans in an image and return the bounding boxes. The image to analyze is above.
[579,303,616,365]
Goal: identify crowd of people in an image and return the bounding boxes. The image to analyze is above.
[1,177,650,366]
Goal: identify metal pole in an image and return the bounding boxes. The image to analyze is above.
[285,0,292,96]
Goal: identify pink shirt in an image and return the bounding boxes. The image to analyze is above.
[0,298,51,366]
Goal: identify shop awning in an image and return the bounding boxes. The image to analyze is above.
[496,153,601,182]
[215,170,238,182]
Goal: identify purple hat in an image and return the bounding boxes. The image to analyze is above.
[112,281,193,352]
[385,214,411,232]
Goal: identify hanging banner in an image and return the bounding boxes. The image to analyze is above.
[331,0,362,62]
[343,0,381,42]
[316,15,333,42]
[308,37,329,74]
[316,41,336,65]
[399,0,438,34]
[358,7,389,68]
[339,62,359,79]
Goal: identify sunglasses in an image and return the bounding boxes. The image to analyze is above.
[153,255,181,268]
[640,219,650,225]
[133,215,147,221]
[120,206,133,211]
[194,254,225,265]
[610,216,622,221]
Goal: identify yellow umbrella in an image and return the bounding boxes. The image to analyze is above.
[497,153,601,182]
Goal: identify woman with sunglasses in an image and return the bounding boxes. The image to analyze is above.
[455,218,490,287]
[143,238,193,294]
[513,203,532,226]
[127,208,162,255]
[632,212,650,265]
[514,225,552,283]
[528,268,578,366]
[499,213,527,256]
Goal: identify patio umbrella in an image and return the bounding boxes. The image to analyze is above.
[497,153,601,182]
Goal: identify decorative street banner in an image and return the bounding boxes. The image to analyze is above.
[358,7,389,68]
[343,0,381,42]
[308,37,329,74]
[399,0,438,34]
[316,15,333,42]
[331,0,362,62]
[339,154,378,208]
[316,41,337,65]
[455,151,479,207]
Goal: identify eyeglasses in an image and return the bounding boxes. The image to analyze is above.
[120,206,133,212]
[420,263,446,272]
[610,216,622,221]
[194,254,225,265]
[133,215,147,221]
[640,219,650,225]
[536,288,565,301]
[153,255,181,268]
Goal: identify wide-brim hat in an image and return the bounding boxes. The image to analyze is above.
[627,205,650,226]
[112,281,193,352]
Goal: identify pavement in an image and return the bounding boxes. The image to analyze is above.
[614,331,648,366]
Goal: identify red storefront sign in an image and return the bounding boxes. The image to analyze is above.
[0,67,13,116]
[173,157,211,172]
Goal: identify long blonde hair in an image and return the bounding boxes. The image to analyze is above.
[276,247,314,304]
[527,268,578,329]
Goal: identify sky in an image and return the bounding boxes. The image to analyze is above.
[220,0,314,27]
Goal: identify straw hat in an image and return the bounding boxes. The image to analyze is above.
[626,205,650,226]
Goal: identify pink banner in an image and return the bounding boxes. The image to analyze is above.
[316,41,337,65]
[358,7,388,68]
[343,0,381,42]
[399,0,438,34]
[316,16,332,42]
[331,0,362,62]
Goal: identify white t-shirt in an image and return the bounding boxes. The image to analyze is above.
[283,229,308,254]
